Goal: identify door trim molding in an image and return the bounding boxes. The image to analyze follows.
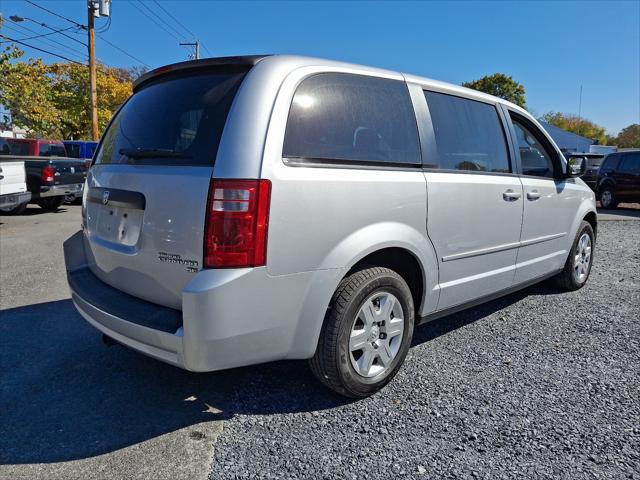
[441,232,566,262]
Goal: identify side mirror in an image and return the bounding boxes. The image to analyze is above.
[566,155,587,178]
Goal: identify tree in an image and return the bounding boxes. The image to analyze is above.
[462,73,526,108]
[49,62,132,139]
[1,46,134,139]
[1,57,61,137]
[615,124,640,148]
[541,112,610,145]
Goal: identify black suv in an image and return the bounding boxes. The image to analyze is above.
[596,151,640,208]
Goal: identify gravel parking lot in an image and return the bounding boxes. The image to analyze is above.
[1,206,639,479]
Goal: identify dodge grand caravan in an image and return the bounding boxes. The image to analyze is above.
[64,55,597,398]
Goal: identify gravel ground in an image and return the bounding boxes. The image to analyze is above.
[209,220,640,480]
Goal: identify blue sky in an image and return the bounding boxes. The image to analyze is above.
[2,0,639,134]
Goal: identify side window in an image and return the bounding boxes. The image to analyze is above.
[620,153,640,171]
[283,73,421,165]
[511,117,555,178]
[424,91,510,173]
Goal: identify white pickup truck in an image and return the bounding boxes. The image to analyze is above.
[0,145,31,214]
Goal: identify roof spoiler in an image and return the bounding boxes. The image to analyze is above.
[133,55,271,91]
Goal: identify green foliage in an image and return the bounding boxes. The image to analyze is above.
[615,124,640,148]
[541,112,610,145]
[0,47,133,139]
[462,73,527,108]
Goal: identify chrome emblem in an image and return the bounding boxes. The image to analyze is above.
[102,190,110,205]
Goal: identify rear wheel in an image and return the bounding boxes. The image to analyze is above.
[599,187,618,209]
[554,220,594,291]
[37,196,64,211]
[309,266,414,398]
[0,202,28,216]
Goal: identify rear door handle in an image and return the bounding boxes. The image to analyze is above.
[527,190,541,201]
[503,189,522,201]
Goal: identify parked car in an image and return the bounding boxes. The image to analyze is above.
[563,152,604,191]
[6,138,68,157]
[5,138,88,209]
[596,150,640,208]
[64,55,597,398]
[0,140,31,214]
[64,140,98,161]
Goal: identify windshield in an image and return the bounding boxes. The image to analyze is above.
[94,69,247,166]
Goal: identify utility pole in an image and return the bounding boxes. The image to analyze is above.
[88,1,98,141]
[578,84,583,120]
[180,40,200,60]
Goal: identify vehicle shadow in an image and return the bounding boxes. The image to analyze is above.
[20,205,70,216]
[596,205,640,219]
[1,284,559,464]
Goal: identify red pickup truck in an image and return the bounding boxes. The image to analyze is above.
[6,138,69,157]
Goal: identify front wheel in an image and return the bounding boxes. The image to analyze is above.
[309,266,414,398]
[554,220,595,291]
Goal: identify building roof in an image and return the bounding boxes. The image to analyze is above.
[539,121,595,151]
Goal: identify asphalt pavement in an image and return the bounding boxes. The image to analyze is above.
[1,204,639,479]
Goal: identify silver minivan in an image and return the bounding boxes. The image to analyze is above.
[64,55,597,397]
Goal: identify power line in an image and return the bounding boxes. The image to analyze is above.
[129,1,183,42]
[18,2,148,69]
[0,25,76,43]
[23,0,86,30]
[96,33,150,68]
[151,0,194,37]
[0,34,85,65]
[150,0,212,55]
[4,23,87,59]
[135,0,186,40]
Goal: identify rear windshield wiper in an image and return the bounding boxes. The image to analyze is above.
[119,148,192,159]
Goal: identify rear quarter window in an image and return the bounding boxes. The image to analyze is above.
[283,73,421,166]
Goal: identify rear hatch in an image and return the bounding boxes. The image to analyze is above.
[85,64,250,309]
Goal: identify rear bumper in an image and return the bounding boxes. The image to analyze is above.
[0,191,31,209]
[38,182,84,199]
[64,230,340,372]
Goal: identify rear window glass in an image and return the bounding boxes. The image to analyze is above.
[283,73,421,165]
[94,70,246,166]
[425,91,510,173]
[39,144,67,156]
[66,144,81,158]
[8,141,29,156]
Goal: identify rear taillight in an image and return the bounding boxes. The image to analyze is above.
[204,179,271,268]
[41,165,55,183]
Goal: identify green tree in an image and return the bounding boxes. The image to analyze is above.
[541,112,610,145]
[0,45,134,139]
[462,73,526,108]
[615,124,640,148]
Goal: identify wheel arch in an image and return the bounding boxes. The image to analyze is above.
[288,224,440,360]
[583,210,597,237]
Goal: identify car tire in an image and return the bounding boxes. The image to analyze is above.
[554,220,595,291]
[599,187,618,209]
[0,201,28,216]
[37,196,64,211]
[309,266,415,398]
